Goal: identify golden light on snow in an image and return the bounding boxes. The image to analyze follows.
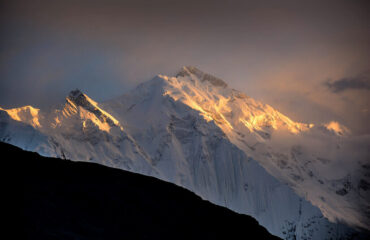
[162,74,312,136]
[56,93,123,133]
[324,121,349,135]
[83,93,121,126]
[0,106,41,128]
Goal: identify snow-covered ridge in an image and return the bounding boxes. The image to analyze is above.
[157,67,369,230]
[0,105,41,128]
[67,89,120,127]
[1,66,369,239]
[162,68,313,136]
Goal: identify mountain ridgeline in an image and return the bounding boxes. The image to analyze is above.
[1,66,369,239]
[4,142,280,239]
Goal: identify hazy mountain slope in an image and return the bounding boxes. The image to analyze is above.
[4,142,281,240]
[1,66,369,239]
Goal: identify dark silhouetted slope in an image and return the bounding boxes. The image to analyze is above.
[2,142,281,240]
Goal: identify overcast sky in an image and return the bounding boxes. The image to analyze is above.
[1,0,369,134]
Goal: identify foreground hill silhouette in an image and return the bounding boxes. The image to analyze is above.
[3,142,281,240]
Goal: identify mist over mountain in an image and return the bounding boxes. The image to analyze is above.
[1,67,369,239]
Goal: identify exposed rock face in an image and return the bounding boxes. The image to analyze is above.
[176,66,228,88]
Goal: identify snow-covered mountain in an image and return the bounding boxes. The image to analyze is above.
[1,66,369,239]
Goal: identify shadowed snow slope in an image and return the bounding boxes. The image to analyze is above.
[1,66,369,239]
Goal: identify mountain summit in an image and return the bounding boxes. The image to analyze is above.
[1,67,369,239]
[176,66,228,88]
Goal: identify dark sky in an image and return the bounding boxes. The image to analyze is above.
[1,0,369,134]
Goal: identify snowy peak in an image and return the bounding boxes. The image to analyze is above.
[0,90,124,135]
[61,89,122,132]
[176,66,228,88]
[144,68,370,230]
[161,68,312,137]
[166,68,354,139]
[0,105,41,128]
[66,89,101,113]
[68,89,84,100]
[1,66,368,239]
[103,69,369,237]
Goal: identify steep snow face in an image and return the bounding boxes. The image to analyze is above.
[102,75,360,239]
[141,66,369,231]
[0,67,369,239]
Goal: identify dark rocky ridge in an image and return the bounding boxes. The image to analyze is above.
[177,66,228,88]
[67,89,117,127]
[3,142,281,240]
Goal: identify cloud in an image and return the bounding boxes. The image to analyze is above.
[325,73,370,93]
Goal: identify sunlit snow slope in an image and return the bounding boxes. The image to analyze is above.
[1,66,369,240]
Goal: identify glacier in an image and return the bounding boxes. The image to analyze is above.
[1,66,369,239]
